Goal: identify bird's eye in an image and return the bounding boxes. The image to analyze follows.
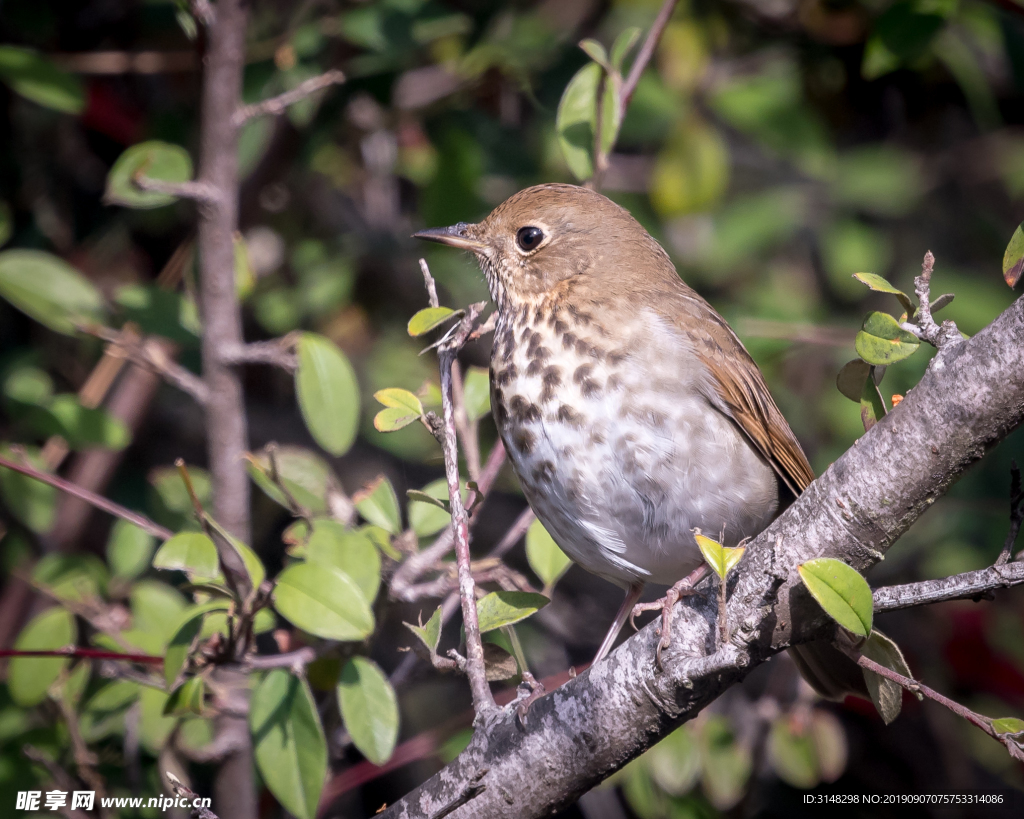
[516,226,545,252]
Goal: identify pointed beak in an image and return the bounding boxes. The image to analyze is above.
[412,223,488,252]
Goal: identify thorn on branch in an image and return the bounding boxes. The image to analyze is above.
[232,69,345,126]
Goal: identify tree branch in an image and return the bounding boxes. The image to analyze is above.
[132,176,219,203]
[220,340,298,371]
[232,69,345,126]
[382,292,1024,818]
[620,0,679,117]
[873,559,1024,612]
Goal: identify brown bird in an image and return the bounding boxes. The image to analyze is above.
[415,183,860,698]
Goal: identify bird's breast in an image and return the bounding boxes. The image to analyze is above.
[490,303,779,586]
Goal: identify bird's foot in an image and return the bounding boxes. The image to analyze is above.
[630,564,711,668]
[515,672,547,726]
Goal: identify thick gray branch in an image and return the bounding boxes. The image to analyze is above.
[383,292,1024,819]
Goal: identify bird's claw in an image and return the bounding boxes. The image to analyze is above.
[630,565,711,669]
[515,672,547,726]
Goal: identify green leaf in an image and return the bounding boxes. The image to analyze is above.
[295,333,360,457]
[930,293,954,313]
[163,676,206,716]
[797,558,873,637]
[860,629,914,725]
[0,249,105,335]
[3,365,54,405]
[47,394,131,450]
[272,562,374,641]
[852,272,914,314]
[1003,223,1024,288]
[124,580,188,653]
[164,602,232,687]
[374,388,423,414]
[153,532,220,578]
[475,591,549,633]
[337,657,399,765]
[8,608,77,706]
[251,669,327,819]
[0,200,12,249]
[150,465,211,524]
[408,478,470,537]
[305,519,381,604]
[0,444,57,533]
[648,726,701,796]
[374,407,421,432]
[204,516,266,590]
[525,518,571,590]
[138,687,176,755]
[855,311,920,365]
[106,520,156,580]
[33,553,107,601]
[836,359,871,403]
[649,118,729,217]
[610,27,642,71]
[404,606,442,654]
[992,717,1024,735]
[246,445,337,515]
[767,716,818,789]
[353,475,401,534]
[695,532,744,579]
[700,715,752,811]
[461,366,491,422]
[105,141,194,209]
[579,39,609,69]
[234,233,255,300]
[0,46,84,114]
[556,62,620,181]
[407,306,457,336]
[860,374,887,433]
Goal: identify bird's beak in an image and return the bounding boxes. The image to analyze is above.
[412,223,488,252]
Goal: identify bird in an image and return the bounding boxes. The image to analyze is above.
[414,183,861,699]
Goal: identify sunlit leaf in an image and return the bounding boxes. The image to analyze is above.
[305,519,381,604]
[556,61,620,181]
[408,478,469,537]
[353,475,401,534]
[106,520,156,581]
[695,532,744,579]
[163,676,206,716]
[337,657,399,765]
[407,306,457,336]
[164,601,232,688]
[374,388,423,414]
[272,563,374,641]
[153,532,220,578]
[404,605,442,654]
[105,141,194,209]
[0,250,105,335]
[797,558,873,637]
[246,445,338,515]
[295,333,360,457]
[610,27,642,72]
[525,518,571,590]
[0,46,84,114]
[461,366,491,423]
[852,272,914,314]
[8,607,76,707]
[767,716,818,789]
[1002,223,1024,288]
[992,718,1024,735]
[650,118,729,216]
[855,311,920,365]
[579,39,609,69]
[647,726,701,796]
[475,591,549,633]
[251,669,326,819]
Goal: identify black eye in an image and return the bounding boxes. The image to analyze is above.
[516,226,545,252]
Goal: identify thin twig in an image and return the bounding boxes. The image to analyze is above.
[221,339,298,371]
[873,559,1024,612]
[166,772,220,819]
[132,176,219,203]
[846,649,1024,761]
[233,69,345,125]
[490,507,535,560]
[191,0,215,27]
[0,452,173,540]
[995,461,1023,565]
[243,646,316,670]
[620,0,679,117]
[437,297,496,717]
[900,251,963,349]
[419,258,439,308]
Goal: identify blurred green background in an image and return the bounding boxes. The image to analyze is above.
[1,0,1023,816]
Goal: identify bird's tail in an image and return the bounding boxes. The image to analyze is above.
[788,641,869,700]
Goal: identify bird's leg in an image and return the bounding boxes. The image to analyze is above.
[631,564,711,668]
[592,581,645,666]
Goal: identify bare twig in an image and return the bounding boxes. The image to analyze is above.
[845,649,1024,762]
[221,339,298,371]
[995,461,1023,565]
[0,452,173,540]
[621,0,680,117]
[233,69,345,125]
[900,251,963,348]
[243,646,316,671]
[490,507,536,560]
[874,552,1024,612]
[191,0,215,27]
[437,298,496,718]
[166,773,220,819]
[419,257,439,308]
[132,175,219,203]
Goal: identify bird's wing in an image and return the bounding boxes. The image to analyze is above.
[659,291,815,496]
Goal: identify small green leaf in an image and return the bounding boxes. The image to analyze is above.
[8,607,77,707]
[525,518,571,590]
[353,475,401,534]
[852,272,913,313]
[0,444,56,533]
[305,519,381,604]
[408,478,469,537]
[234,233,255,300]
[610,27,642,71]
[295,333,360,457]
[476,591,549,633]
[855,312,920,366]
[153,532,220,578]
[556,62,621,182]
[0,201,12,249]
[860,375,887,432]
[579,39,609,68]
[374,388,423,414]
[407,306,457,336]
[206,517,266,589]
[0,46,84,114]
[930,293,955,313]
[461,366,491,423]
[272,562,374,641]
[106,520,156,581]
[374,407,421,432]
[125,580,188,653]
[1003,223,1024,288]
[250,669,327,819]
[164,601,232,687]
[836,359,871,403]
[105,141,194,209]
[138,687,176,754]
[860,629,914,725]
[163,676,206,716]
[797,558,873,637]
[767,716,818,789]
[338,657,399,765]
[404,606,443,654]
[992,717,1024,735]
[246,445,338,515]
[407,489,449,512]
[0,249,105,335]
[695,533,744,579]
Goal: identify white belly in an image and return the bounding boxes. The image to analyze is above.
[495,308,778,588]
